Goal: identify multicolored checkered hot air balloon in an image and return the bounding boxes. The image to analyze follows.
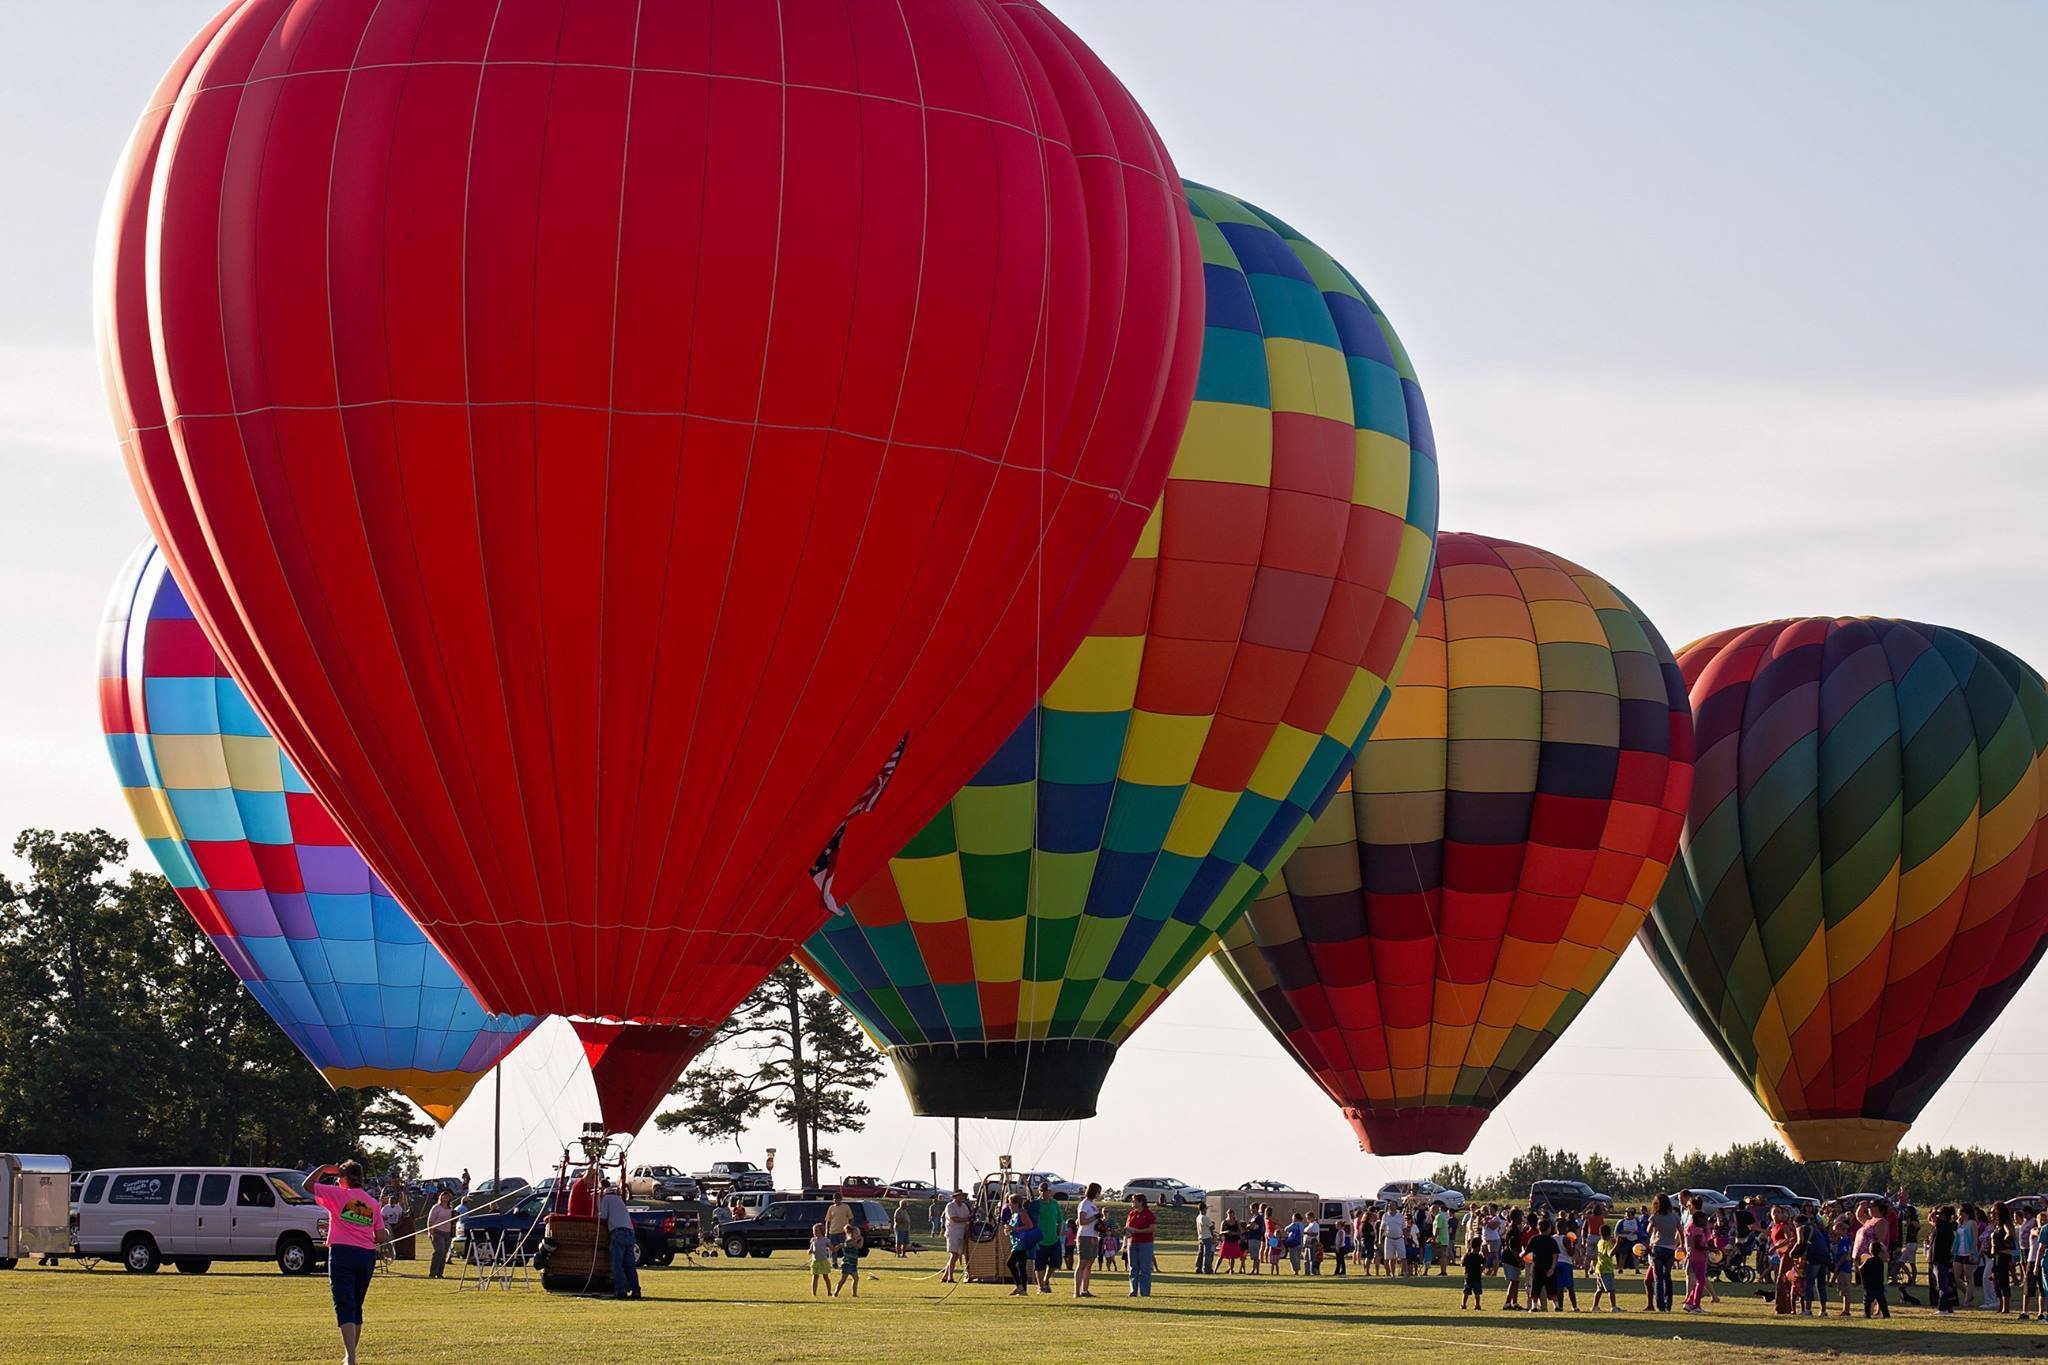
[100,545,539,1124]
[798,182,1438,1120]
[1215,533,1695,1156]
[1641,618,2048,1163]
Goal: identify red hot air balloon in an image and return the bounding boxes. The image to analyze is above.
[98,0,1204,1109]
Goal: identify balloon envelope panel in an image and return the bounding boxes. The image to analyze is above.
[100,545,539,1124]
[1642,618,2048,1163]
[99,0,1204,1028]
[1215,533,1694,1155]
[800,182,1439,1120]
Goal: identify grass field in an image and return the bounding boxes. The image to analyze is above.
[4,1241,2046,1363]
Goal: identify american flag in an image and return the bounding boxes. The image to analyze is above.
[810,734,908,915]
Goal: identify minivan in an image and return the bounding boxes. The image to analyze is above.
[75,1167,328,1274]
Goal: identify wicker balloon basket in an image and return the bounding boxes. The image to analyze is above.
[541,1215,615,1295]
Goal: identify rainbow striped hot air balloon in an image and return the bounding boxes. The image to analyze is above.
[100,545,538,1123]
[1642,618,2048,1163]
[1215,533,1695,1156]
[799,182,1438,1120]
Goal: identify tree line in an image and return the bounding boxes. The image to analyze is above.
[0,830,427,1175]
[1432,1140,2048,1206]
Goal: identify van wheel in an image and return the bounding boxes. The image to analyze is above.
[174,1258,212,1274]
[122,1236,161,1274]
[276,1234,314,1276]
[723,1235,747,1258]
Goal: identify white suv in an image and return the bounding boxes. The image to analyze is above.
[1121,1177,1206,1207]
[1375,1179,1465,1211]
[75,1167,328,1274]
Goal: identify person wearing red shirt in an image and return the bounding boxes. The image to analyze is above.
[1125,1194,1159,1297]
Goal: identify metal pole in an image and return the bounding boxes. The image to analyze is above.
[492,1063,502,1188]
[952,1118,960,1193]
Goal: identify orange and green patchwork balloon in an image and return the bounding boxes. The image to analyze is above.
[798,183,1438,1120]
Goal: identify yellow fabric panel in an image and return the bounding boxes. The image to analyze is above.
[1353,429,1412,514]
[1118,710,1213,785]
[121,785,181,841]
[1359,1070,1396,1103]
[1517,983,1567,1031]
[1570,945,1623,997]
[1263,338,1353,422]
[1824,863,1899,981]
[1466,1023,1509,1070]
[1568,571,1626,613]
[1770,928,1830,1036]
[150,734,231,790]
[1132,920,1192,982]
[1385,1023,1428,1071]
[1447,637,1540,690]
[220,736,284,792]
[1389,526,1434,610]
[1133,500,1163,559]
[890,855,968,925]
[1526,598,1608,648]
[1752,1003,1795,1100]
[1975,778,2040,869]
[1453,596,1538,642]
[1624,857,1675,914]
[1170,400,1273,486]
[1372,685,1445,747]
[1016,977,1060,1029]
[967,915,1026,984]
[1042,634,1145,714]
[1162,784,1236,857]
[1247,724,1319,800]
[1897,817,1975,929]
[1542,940,1592,990]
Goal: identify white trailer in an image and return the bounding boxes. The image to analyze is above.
[0,1154,72,1268]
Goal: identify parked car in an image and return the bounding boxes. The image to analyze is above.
[2004,1194,2048,1217]
[1722,1183,1818,1214]
[1238,1180,1302,1194]
[1121,1177,1206,1207]
[625,1165,700,1201]
[980,1171,1086,1201]
[693,1161,774,1193]
[715,1199,891,1259]
[1528,1179,1613,1215]
[458,1191,693,1267]
[74,1167,327,1274]
[884,1178,940,1200]
[823,1175,890,1198]
[1375,1179,1465,1211]
[1821,1191,1891,1217]
[467,1176,531,1210]
[1671,1188,1739,1214]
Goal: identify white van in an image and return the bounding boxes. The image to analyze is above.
[75,1167,328,1275]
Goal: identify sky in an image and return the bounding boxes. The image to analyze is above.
[2,0,2045,1197]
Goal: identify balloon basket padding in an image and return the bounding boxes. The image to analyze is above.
[539,1215,614,1295]
[894,1039,1117,1122]
[1775,1118,1910,1165]
[1346,1105,1489,1157]
[965,1235,1010,1283]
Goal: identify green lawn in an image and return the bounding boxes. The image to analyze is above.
[4,1242,2045,1363]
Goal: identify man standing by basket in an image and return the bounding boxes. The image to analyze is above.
[599,1180,641,1301]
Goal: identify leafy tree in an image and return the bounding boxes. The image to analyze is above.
[654,962,882,1190]
[1427,1161,1471,1193]
[0,829,423,1172]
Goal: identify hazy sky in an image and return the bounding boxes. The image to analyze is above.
[3,0,2044,1196]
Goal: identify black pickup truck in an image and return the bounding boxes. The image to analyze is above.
[715,1199,891,1259]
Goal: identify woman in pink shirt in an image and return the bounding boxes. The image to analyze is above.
[310,1160,385,1365]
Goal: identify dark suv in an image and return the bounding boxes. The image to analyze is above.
[718,1200,890,1259]
[1722,1183,1818,1215]
[1528,1180,1613,1215]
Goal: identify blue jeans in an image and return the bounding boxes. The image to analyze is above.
[1128,1242,1155,1296]
[1652,1247,1675,1311]
[328,1244,375,1325]
[609,1228,640,1297]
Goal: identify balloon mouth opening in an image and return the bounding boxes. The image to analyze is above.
[892,1039,1117,1121]
[1774,1117,1910,1164]
[1345,1105,1489,1157]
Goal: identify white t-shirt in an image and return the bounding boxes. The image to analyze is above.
[1196,1211,1213,1240]
[1078,1198,1101,1239]
[1381,1212,1405,1247]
